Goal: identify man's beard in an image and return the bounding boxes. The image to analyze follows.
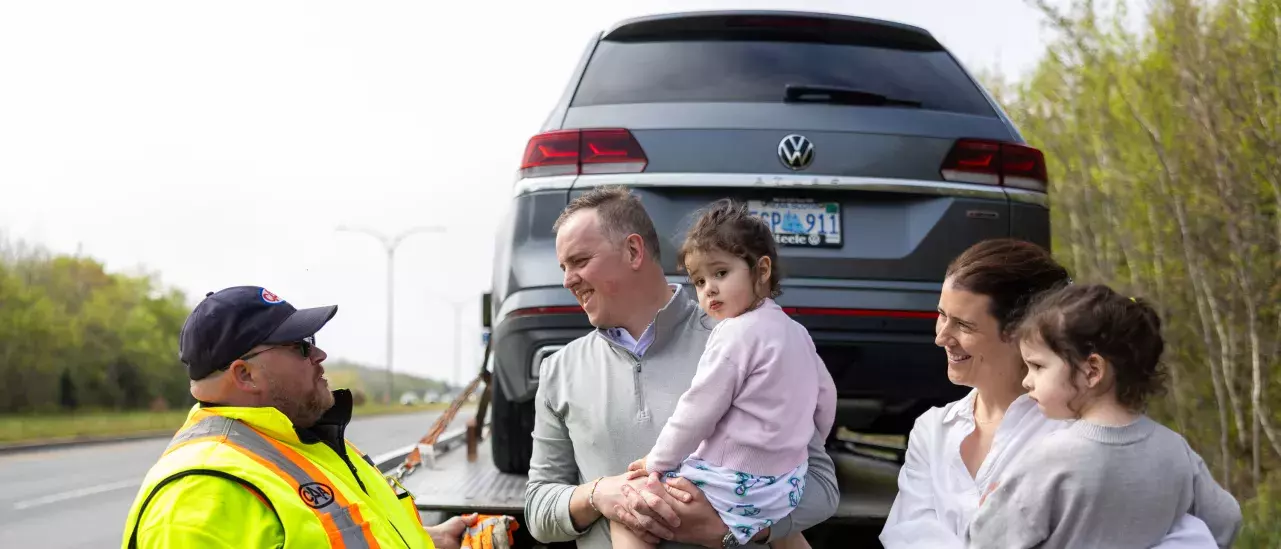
[266,373,333,428]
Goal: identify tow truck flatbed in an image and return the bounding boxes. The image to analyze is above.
[385,426,526,514]
[377,427,901,525]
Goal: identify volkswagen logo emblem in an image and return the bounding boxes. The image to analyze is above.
[777,134,814,170]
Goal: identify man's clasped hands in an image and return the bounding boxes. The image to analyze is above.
[585,458,767,548]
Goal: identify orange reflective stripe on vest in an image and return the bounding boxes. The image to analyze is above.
[170,414,381,549]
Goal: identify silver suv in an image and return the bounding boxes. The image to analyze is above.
[482,10,1049,473]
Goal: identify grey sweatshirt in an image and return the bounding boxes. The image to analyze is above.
[524,286,840,548]
[967,415,1242,549]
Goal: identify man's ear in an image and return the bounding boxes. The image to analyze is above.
[228,360,264,395]
[1082,353,1107,390]
[624,234,646,269]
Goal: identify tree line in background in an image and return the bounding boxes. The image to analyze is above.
[0,239,452,414]
[0,239,192,413]
[985,0,1281,543]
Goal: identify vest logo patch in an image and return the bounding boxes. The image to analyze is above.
[299,482,335,509]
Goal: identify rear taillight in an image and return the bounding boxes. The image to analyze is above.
[940,139,1048,191]
[520,129,648,178]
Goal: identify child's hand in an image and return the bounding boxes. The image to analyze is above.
[628,457,647,472]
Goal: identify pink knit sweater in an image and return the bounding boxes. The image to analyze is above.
[645,298,837,477]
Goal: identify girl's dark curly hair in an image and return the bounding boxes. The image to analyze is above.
[677,198,782,299]
[1017,283,1168,412]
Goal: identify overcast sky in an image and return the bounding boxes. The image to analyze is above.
[0,0,1066,386]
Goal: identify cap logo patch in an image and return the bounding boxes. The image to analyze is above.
[261,289,283,304]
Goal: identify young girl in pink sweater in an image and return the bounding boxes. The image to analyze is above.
[614,199,837,549]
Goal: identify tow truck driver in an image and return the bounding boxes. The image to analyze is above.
[121,286,473,549]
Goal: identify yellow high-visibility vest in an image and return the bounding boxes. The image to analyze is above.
[121,403,433,549]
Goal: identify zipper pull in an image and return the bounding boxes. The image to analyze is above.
[634,359,650,422]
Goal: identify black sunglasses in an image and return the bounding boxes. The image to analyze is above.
[240,335,316,362]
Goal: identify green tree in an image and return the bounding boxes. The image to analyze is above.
[0,238,193,413]
[991,0,1281,540]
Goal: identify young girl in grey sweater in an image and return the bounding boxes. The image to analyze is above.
[967,284,1242,548]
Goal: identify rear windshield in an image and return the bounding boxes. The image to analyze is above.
[570,39,997,116]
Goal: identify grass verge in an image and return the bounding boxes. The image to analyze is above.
[0,402,451,445]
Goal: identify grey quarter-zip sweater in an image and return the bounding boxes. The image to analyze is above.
[524,286,840,548]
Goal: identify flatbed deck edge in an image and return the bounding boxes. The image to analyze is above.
[375,431,901,524]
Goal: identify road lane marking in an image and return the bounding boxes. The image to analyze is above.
[13,479,139,510]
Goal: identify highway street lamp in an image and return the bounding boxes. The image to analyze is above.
[442,297,470,389]
[424,292,471,389]
[336,224,445,405]
[450,299,467,389]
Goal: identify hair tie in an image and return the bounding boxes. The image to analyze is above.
[1129,297,1137,303]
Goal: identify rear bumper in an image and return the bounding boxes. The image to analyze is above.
[490,303,593,404]
[809,327,964,431]
[780,279,964,431]
[491,281,963,428]
[514,171,1048,208]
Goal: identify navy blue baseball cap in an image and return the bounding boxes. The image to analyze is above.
[179,286,338,380]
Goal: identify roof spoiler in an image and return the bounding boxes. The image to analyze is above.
[602,10,944,51]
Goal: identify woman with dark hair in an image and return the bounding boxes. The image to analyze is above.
[878,239,1225,548]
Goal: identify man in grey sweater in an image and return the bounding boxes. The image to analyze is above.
[524,186,840,549]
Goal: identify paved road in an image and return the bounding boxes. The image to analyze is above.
[0,409,447,549]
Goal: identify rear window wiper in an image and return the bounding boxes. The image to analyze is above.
[784,84,922,108]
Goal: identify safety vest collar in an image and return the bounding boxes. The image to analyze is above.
[140,412,386,549]
[186,389,355,446]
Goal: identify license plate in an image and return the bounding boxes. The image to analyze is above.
[747,200,842,247]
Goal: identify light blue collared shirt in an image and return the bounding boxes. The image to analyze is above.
[597,284,683,357]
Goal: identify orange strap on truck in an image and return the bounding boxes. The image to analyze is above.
[391,372,486,480]
[388,333,496,483]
